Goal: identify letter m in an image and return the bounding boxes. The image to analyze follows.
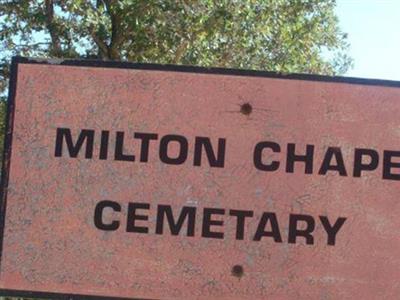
[54,128,94,158]
[156,205,196,236]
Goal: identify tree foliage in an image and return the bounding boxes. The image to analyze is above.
[0,0,351,93]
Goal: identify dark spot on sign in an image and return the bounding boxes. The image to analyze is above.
[240,103,252,115]
[231,264,244,278]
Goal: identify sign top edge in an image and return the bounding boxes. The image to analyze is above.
[11,56,400,89]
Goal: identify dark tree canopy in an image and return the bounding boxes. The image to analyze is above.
[0,0,352,92]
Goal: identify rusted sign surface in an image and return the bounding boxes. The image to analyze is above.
[1,57,400,299]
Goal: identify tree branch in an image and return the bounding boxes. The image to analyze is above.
[44,0,62,56]
[0,64,9,79]
[173,40,188,64]
[89,26,110,59]
[103,0,123,60]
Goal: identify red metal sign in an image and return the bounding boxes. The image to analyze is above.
[1,57,400,299]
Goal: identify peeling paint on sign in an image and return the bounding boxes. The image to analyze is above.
[1,57,400,299]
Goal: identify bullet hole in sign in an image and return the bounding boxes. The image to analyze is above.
[240,103,252,115]
[231,265,244,278]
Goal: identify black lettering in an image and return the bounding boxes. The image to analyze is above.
[55,128,94,158]
[194,137,226,168]
[353,148,379,177]
[134,132,158,162]
[202,208,225,239]
[99,130,109,160]
[156,205,196,236]
[94,200,121,231]
[253,141,280,171]
[286,144,314,174]
[253,212,282,242]
[318,147,347,176]
[159,135,188,165]
[115,131,135,161]
[229,209,253,240]
[288,214,315,245]
[319,216,347,246]
[383,150,400,180]
[126,202,150,233]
